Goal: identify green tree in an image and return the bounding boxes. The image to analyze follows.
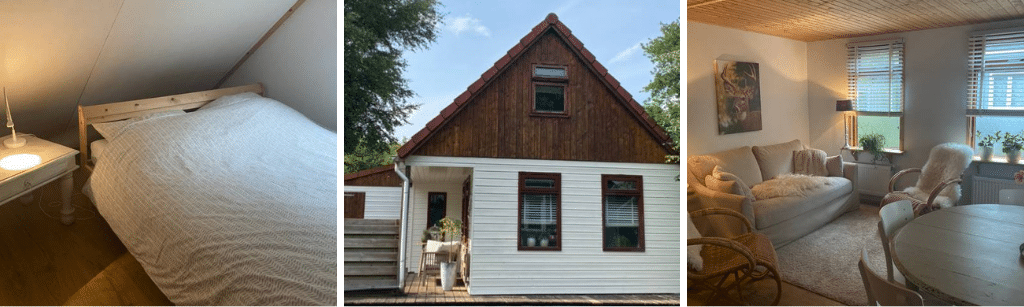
[641,19,680,164]
[344,141,403,174]
[344,0,443,153]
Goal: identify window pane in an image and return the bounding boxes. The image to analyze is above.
[975,116,1024,156]
[534,67,566,78]
[535,85,564,112]
[521,193,557,248]
[857,115,901,150]
[607,179,637,191]
[604,195,639,249]
[605,226,639,249]
[524,178,554,188]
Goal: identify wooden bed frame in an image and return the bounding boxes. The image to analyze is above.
[78,83,264,172]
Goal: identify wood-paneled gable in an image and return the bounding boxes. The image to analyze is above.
[404,22,672,164]
[344,165,402,187]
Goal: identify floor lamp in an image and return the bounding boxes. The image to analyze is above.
[836,100,854,148]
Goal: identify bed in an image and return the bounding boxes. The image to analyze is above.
[77,84,336,305]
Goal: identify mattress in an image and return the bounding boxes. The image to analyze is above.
[88,93,337,305]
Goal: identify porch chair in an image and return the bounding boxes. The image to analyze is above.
[418,240,461,288]
[880,142,973,216]
[687,207,782,305]
[859,247,923,305]
[877,200,914,287]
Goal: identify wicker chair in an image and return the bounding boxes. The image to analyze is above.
[688,207,782,305]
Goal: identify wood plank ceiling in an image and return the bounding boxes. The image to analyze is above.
[688,0,1024,42]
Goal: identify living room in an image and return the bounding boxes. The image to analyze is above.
[687,1,1024,305]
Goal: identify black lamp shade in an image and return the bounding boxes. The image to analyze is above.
[836,100,853,112]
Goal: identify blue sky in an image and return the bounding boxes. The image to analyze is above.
[394,0,681,141]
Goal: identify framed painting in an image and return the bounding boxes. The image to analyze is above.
[714,60,762,134]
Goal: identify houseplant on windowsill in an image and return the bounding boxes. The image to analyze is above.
[859,133,886,163]
[998,131,1024,164]
[976,131,999,162]
[437,217,463,291]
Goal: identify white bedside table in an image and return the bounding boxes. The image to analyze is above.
[0,134,78,224]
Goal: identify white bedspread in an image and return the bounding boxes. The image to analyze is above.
[90,93,336,305]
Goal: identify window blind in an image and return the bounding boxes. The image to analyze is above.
[604,195,638,227]
[847,39,904,115]
[968,28,1024,116]
[522,194,556,225]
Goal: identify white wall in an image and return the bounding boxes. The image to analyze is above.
[687,22,810,155]
[807,19,1024,174]
[223,0,336,131]
[344,186,402,220]
[405,156,680,295]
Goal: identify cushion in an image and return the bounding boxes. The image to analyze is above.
[691,146,764,187]
[793,148,828,176]
[425,240,443,253]
[826,155,843,177]
[752,177,853,229]
[92,110,186,140]
[704,175,737,194]
[687,214,703,271]
[712,166,756,202]
[752,139,804,181]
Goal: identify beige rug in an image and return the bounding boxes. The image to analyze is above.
[775,205,887,306]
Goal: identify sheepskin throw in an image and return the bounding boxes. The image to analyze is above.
[793,149,829,176]
[900,142,973,213]
[752,174,833,200]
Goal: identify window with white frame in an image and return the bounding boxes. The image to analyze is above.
[847,39,905,150]
[967,28,1024,157]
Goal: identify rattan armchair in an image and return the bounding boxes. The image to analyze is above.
[688,207,782,305]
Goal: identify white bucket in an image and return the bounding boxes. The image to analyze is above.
[439,262,457,291]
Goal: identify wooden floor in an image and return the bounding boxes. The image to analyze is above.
[0,169,128,305]
[687,277,844,306]
[345,273,681,305]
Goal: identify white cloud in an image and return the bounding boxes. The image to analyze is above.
[609,42,643,64]
[447,15,491,37]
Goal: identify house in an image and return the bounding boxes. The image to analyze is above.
[0,1,336,305]
[688,1,1024,305]
[391,13,681,295]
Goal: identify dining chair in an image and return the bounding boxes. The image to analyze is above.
[878,200,913,285]
[859,247,923,306]
[998,189,1024,205]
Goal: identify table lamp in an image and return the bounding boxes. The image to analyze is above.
[2,87,25,149]
[836,100,854,148]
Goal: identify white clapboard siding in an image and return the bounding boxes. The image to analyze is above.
[403,156,680,295]
[344,186,403,220]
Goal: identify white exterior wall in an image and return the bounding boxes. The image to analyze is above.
[403,156,680,295]
[344,186,402,220]
[405,182,465,273]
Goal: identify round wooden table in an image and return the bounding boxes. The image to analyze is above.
[891,204,1024,306]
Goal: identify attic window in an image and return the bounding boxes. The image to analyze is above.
[533,84,565,113]
[534,66,566,79]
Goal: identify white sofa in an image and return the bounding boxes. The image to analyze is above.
[686,139,860,247]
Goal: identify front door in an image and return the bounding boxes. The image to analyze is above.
[427,192,447,228]
[462,177,471,238]
[344,192,365,219]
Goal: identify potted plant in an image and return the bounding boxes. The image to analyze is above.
[999,131,1024,163]
[422,225,440,243]
[977,131,1000,162]
[436,217,463,291]
[859,133,886,162]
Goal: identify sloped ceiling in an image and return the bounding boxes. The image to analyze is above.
[0,0,295,143]
[688,0,1024,42]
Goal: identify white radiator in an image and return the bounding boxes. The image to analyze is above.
[857,164,892,197]
[972,176,1018,204]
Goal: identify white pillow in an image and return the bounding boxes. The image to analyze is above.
[687,214,703,271]
[712,166,756,202]
[92,110,186,140]
[199,92,262,111]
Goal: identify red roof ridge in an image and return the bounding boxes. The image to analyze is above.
[397,13,676,158]
[344,164,396,182]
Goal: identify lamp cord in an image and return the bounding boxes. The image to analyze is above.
[35,191,98,221]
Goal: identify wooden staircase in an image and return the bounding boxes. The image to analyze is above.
[344,219,401,291]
